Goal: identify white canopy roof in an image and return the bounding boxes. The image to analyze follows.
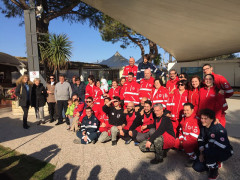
[83,0,240,61]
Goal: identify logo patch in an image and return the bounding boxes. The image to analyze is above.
[193,129,198,133]
[211,133,215,138]
[220,137,225,142]
[220,130,224,133]
[188,126,191,130]
[89,121,91,124]
[117,114,121,118]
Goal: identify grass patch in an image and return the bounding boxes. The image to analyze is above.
[0,145,55,180]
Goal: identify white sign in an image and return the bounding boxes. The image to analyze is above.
[29,71,39,82]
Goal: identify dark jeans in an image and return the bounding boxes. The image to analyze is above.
[48,102,56,121]
[21,104,30,126]
[57,100,68,123]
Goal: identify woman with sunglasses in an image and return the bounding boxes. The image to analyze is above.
[46,75,56,123]
[188,75,201,114]
[198,74,227,127]
[167,80,189,135]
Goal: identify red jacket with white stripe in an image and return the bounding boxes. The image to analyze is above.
[79,104,101,123]
[151,86,169,108]
[187,89,200,114]
[212,72,233,98]
[85,84,98,101]
[94,87,103,106]
[120,80,140,106]
[122,65,138,81]
[168,89,188,121]
[179,113,200,144]
[99,110,112,135]
[108,86,120,99]
[139,76,155,100]
[198,86,227,121]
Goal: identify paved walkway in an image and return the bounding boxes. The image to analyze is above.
[0,98,239,180]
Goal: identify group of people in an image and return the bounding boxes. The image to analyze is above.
[15,54,233,180]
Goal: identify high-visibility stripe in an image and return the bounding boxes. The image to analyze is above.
[179,135,184,139]
[223,103,228,107]
[140,88,152,91]
[225,89,233,93]
[209,139,226,149]
[124,92,139,96]
[153,100,164,103]
[124,100,139,104]
[84,125,98,128]
[187,152,194,156]
[183,132,198,138]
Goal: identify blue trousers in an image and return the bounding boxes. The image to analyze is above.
[77,131,98,144]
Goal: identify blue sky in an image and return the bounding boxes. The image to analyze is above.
[0,12,168,63]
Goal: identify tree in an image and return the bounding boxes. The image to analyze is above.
[0,0,102,33]
[153,54,162,66]
[39,33,72,79]
[99,15,159,60]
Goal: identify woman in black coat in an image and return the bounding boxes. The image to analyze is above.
[15,75,33,129]
[31,78,47,125]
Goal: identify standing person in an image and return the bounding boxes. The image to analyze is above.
[119,77,126,95]
[166,69,179,99]
[198,74,227,127]
[175,103,200,167]
[139,103,175,164]
[122,57,138,81]
[31,78,47,125]
[188,75,201,114]
[197,109,233,180]
[72,77,86,103]
[94,79,103,106]
[136,54,164,83]
[85,75,97,101]
[15,75,33,129]
[70,75,76,89]
[108,79,120,99]
[55,74,72,125]
[120,72,140,106]
[129,100,155,143]
[151,78,169,108]
[179,73,188,81]
[139,69,155,100]
[168,80,188,135]
[102,96,126,146]
[46,75,56,123]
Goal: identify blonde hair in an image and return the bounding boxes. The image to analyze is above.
[16,75,33,85]
[33,78,41,83]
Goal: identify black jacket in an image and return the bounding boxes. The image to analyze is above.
[31,83,47,107]
[102,105,126,126]
[15,83,32,107]
[72,82,86,101]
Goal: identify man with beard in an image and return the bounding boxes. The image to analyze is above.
[135,97,148,113]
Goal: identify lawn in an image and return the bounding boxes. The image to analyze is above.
[0,145,55,180]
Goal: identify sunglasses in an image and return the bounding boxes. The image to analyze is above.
[86,101,92,103]
[179,84,184,86]
[179,76,184,78]
[50,78,54,79]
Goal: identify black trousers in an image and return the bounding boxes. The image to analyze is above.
[57,100,68,123]
[21,104,30,126]
[120,129,132,141]
[48,102,56,121]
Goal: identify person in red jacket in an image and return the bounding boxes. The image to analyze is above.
[94,79,103,106]
[151,78,169,108]
[85,75,97,101]
[129,100,155,143]
[79,97,101,123]
[98,98,113,143]
[120,102,137,144]
[122,57,138,81]
[119,77,126,95]
[139,68,155,100]
[198,74,227,127]
[175,103,200,167]
[188,75,201,114]
[166,69,179,99]
[120,72,140,107]
[108,79,120,99]
[167,80,189,136]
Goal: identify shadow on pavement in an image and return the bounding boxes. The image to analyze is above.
[0,144,60,180]
[0,116,53,143]
[87,165,101,180]
[50,163,80,180]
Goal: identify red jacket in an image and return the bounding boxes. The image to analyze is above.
[79,104,101,123]
[124,112,136,130]
[187,89,200,114]
[151,86,169,108]
[178,113,200,154]
[168,89,188,131]
[120,80,140,106]
[108,86,120,99]
[139,76,155,100]
[212,72,233,98]
[136,113,154,133]
[85,84,98,101]
[122,65,138,81]
[73,103,85,117]
[94,87,103,106]
[166,77,179,97]
[198,86,227,122]
[99,110,112,135]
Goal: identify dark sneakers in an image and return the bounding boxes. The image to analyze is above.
[112,140,117,146]
[55,121,63,125]
[185,159,195,167]
[125,139,132,144]
[23,124,30,129]
[208,168,219,180]
[150,158,163,164]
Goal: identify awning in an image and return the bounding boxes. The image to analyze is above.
[83,0,240,61]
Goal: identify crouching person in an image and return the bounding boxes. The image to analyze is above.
[196,109,233,180]
[175,103,200,167]
[73,107,99,144]
[139,103,175,164]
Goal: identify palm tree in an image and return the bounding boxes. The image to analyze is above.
[40,33,72,79]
